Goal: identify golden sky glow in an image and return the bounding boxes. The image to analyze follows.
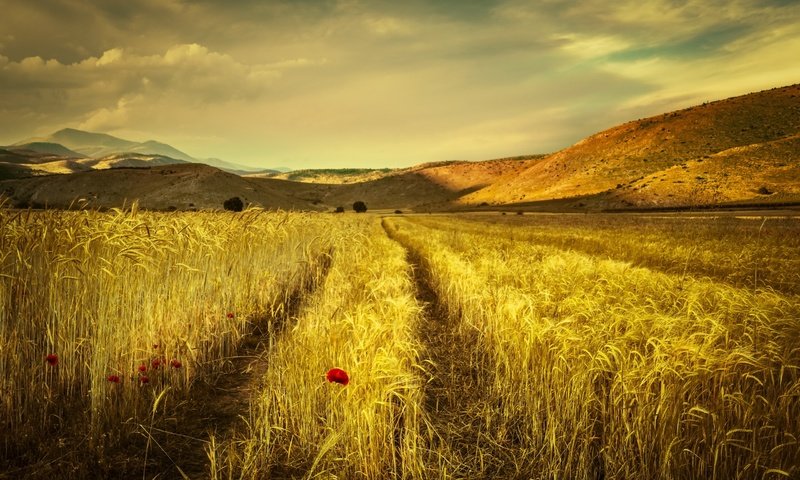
[1,0,799,169]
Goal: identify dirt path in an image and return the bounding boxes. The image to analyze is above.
[382,220,508,478]
[106,259,331,480]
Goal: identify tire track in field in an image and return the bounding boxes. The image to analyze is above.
[110,252,333,480]
[382,219,506,479]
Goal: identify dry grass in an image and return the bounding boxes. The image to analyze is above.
[0,206,333,473]
[450,213,800,295]
[385,215,800,479]
[3,209,799,479]
[209,217,431,479]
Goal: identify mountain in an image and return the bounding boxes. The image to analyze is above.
[463,84,800,208]
[16,128,273,174]
[19,128,189,161]
[0,163,322,211]
[2,85,798,211]
[10,142,86,158]
[0,157,529,211]
[77,153,189,170]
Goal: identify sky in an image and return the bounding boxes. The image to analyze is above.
[1,0,799,169]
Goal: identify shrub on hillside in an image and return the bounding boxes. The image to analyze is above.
[223,196,244,212]
[353,201,367,213]
[334,206,345,213]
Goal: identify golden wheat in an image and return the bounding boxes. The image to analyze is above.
[3,209,799,479]
[210,216,431,479]
[0,207,333,465]
[384,215,800,479]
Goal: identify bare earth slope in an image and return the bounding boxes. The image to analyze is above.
[1,163,324,210]
[606,134,800,208]
[1,157,534,211]
[463,84,800,207]
[2,85,798,211]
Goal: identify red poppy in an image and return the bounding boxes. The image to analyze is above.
[226,312,235,319]
[326,368,349,386]
[138,364,147,373]
[107,375,121,384]
[153,343,160,349]
[45,354,58,366]
[170,359,182,369]
[151,358,162,369]
[139,375,150,385]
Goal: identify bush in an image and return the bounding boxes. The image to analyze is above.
[394,210,403,214]
[223,197,244,212]
[757,186,773,195]
[353,201,367,213]
[334,206,345,213]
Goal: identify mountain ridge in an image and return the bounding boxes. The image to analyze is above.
[2,84,798,211]
[12,128,274,174]
[463,84,800,206]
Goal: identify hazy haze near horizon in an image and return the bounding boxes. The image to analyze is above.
[1,0,798,169]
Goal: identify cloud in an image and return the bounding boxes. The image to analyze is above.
[0,0,798,167]
[0,42,319,140]
[79,95,138,131]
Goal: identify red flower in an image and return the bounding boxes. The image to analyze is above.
[138,364,147,373]
[151,358,162,369]
[107,375,121,384]
[153,343,160,349]
[170,359,182,369]
[139,375,150,385]
[226,312,235,319]
[326,368,349,386]
[45,354,59,366]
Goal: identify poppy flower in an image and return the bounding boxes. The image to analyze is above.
[137,364,147,373]
[226,312,235,319]
[153,344,160,350]
[151,358,162,369]
[107,375,121,384]
[326,368,349,386]
[170,359,182,369]
[139,375,150,385]
[45,354,59,366]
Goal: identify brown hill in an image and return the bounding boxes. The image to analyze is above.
[3,85,798,212]
[605,133,800,208]
[463,84,800,206]
[255,168,393,184]
[0,163,324,210]
[0,157,532,211]
[262,157,539,210]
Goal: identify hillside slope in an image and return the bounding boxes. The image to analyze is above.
[463,84,800,206]
[0,163,323,210]
[0,157,533,211]
[606,133,800,208]
[16,128,267,174]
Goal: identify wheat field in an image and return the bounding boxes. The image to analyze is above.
[1,208,799,479]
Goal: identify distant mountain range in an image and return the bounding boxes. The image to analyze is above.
[1,84,798,211]
[1,128,283,178]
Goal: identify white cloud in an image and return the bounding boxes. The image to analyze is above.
[1,1,798,167]
[79,94,138,131]
[96,48,123,66]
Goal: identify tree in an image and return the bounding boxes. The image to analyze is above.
[223,196,244,212]
[334,206,345,213]
[353,201,367,213]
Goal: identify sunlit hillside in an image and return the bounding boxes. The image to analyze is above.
[463,84,800,208]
